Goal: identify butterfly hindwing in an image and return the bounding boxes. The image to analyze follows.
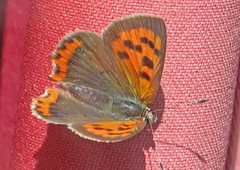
[69,120,147,142]
[32,87,114,124]
[103,15,166,105]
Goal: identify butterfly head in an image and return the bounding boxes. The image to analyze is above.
[142,107,158,123]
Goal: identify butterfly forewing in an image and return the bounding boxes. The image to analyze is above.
[103,15,166,105]
[50,32,132,97]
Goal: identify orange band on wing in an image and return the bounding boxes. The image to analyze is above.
[34,88,59,116]
[83,121,144,138]
[51,38,83,81]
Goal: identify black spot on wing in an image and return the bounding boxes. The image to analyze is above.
[93,127,105,130]
[118,126,132,131]
[140,37,161,56]
[140,71,150,81]
[124,40,142,53]
[123,40,134,49]
[148,41,154,49]
[154,49,163,57]
[135,45,142,53]
[142,56,154,69]
[154,49,159,56]
[140,37,148,44]
[117,51,129,59]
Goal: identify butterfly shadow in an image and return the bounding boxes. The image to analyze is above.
[34,87,165,170]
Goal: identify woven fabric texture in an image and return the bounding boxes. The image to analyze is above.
[10,0,240,170]
[0,0,30,169]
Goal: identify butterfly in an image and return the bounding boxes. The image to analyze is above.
[31,14,166,142]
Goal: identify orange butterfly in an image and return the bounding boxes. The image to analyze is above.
[31,14,166,142]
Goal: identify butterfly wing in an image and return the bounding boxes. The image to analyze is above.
[32,88,112,124]
[50,31,132,97]
[103,14,166,105]
[69,120,147,142]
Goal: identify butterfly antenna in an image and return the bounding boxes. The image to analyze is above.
[149,121,164,170]
[153,99,209,112]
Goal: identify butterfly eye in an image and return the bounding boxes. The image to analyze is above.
[112,100,143,117]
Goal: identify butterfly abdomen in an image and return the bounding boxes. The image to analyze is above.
[69,85,112,108]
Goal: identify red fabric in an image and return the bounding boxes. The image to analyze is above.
[0,0,30,169]
[5,0,240,170]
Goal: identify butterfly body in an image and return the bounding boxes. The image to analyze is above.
[31,14,166,142]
